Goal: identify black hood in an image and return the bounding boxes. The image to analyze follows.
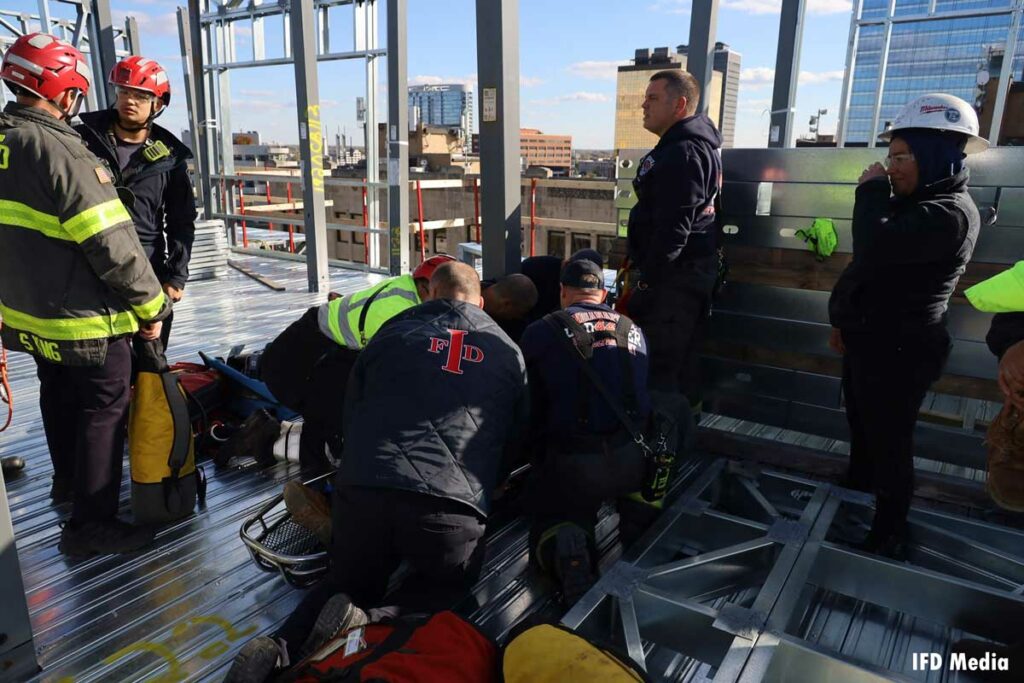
[658,113,723,151]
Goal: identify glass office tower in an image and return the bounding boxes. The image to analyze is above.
[838,0,1024,146]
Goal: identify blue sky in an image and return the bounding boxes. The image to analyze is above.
[7,0,855,148]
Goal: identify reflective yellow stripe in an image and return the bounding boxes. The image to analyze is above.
[0,199,67,240]
[132,291,166,322]
[62,199,132,243]
[0,303,138,341]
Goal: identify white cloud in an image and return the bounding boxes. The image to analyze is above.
[566,60,626,81]
[239,89,277,99]
[722,0,852,14]
[740,67,846,90]
[531,91,610,105]
[409,74,478,90]
[799,70,846,85]
[739,97,772,112]
[115,10,179,38]
[648,1,690,14]
[520,75,545,87]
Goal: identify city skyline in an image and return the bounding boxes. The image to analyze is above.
[4,0,854,149]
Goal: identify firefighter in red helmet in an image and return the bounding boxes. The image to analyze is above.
[76,55,196,350]
[0,34,170,556]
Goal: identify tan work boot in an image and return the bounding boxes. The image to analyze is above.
[986,404,1024,512]
[283,480,332,547]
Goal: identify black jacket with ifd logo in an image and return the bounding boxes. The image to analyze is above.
[829,171,980,332]
[338,299,528,517]
[0,103,169,367]
[627,114,723,285]
[76,110,197,289]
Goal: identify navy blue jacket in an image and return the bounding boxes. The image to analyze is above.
[627,114,722,285]
[989,313,1024,359]
[520,302,650,446]
[76,110,197,289]
[338,299,528,517]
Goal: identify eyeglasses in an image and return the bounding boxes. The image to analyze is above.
[884,152,915,168]
[115,86,155,104]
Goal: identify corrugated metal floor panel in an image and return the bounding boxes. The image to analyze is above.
[1,255,384,682]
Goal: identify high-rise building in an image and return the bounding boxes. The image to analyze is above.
[614,43,741,150]
[838,1,1024,146]
[408,84,474,149]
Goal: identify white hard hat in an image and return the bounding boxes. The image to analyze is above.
[878,93,989,154]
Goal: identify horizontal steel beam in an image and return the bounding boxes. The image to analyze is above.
[808,543,1024,642]
[203,48,385,71]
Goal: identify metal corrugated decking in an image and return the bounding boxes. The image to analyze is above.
[2,256,384,682]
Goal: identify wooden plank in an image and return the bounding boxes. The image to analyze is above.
[701,339,1003,402]
[227,259,287,291]
[723,245,1009,300]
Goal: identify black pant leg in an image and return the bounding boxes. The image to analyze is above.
[844,329,949,536]
[71,337,132,522]
[387,492,486,614]
[329,486,401,608]
[36,358,78,483]
[841,352,872,493]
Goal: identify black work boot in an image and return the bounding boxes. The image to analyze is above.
[58,518,155,558]
[1,455,25,479]
[215,409,280,468]
[224,636,285,683]
[554,525,597,607]
[50,477,73,504]
[298,593,369,660]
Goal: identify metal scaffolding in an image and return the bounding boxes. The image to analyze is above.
[0,0,138,112]
[563,458,1024,681]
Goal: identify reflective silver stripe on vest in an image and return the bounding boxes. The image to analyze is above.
[318,283,420,349]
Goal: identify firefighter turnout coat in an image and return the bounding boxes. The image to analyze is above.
[0,103,169,366]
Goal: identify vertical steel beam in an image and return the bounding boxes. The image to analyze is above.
[91,0,119,105]
[125,15,140,55]
[767,0,806,148]
[475,0,521,278]
[387,0,409,275]
[868,0,897,148]
[36,0,53,35]
[988,6,1022,145]
[835,0,862,146]
[364,1,382,268]
[291,0,329,293]
[687,0,720,116]
[178,5,208,216]
[0,475,38,679]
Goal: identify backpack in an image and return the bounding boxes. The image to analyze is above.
[129,339,206,524]
[280,611,498,683]
[502,623,650,682]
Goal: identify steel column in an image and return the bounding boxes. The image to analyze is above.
[868,0,897,148]
[988,3,1022,145]
[835,0,862,146]
[475,0,521,278]
[687,0,720,116]
[290,0,330,293]
[0,474,38,679]
[91,0,119,106]
[125,15,139,54]
[767,0,806,148]
[387,0,410,275]
[362,1,382,269]
[178,3,210,217]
